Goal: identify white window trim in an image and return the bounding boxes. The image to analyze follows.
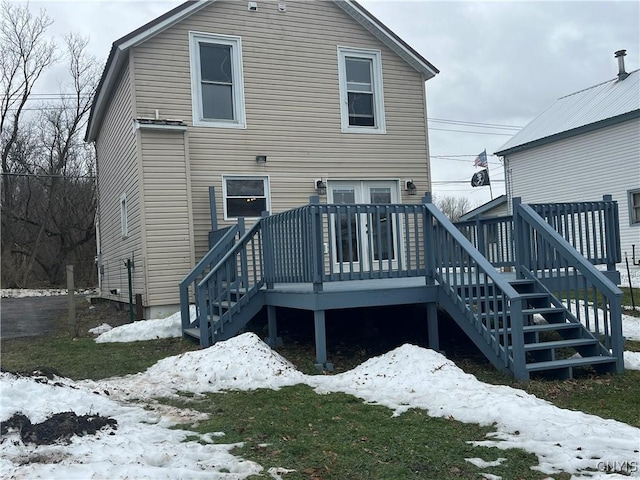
[120,193,128,238]
[629,188,640,226]
[222,175,271,220]
[189,31,246,129]
[337,46,386,134]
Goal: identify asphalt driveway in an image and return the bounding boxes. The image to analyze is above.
[1,296,70,339]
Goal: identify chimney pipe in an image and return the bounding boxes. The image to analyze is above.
[614,49,629,81]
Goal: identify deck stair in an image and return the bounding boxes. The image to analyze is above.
[455,277,617,379]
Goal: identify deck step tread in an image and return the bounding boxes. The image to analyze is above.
[184,327,200,339]
[523,322,583,332]
[522,307,565,315]
[523,338,598,351]
[526,356,616,372]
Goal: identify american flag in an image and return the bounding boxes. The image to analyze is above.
[474,150,488,167]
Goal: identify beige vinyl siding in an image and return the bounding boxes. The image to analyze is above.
[95,60,145,303]
[506,117,640,263]
[140,128,194,306]
[131,0,431,262]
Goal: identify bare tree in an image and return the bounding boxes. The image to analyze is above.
[435,195,474,223]
[1,1,56,197]
[1,5,100,287]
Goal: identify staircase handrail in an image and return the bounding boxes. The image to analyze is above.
[515,201,623,372]
[198,220,263,288]
[516,203,622,295]
[179,224,240,330]
[425,203,527,377]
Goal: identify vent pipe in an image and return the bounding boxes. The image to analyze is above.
[614,49,629,81]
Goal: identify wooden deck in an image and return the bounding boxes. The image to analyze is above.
[180,195,624,380]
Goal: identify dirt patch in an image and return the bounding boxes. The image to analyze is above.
[1,411,117,445]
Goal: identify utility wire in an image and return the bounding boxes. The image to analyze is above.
[1,172,95,179]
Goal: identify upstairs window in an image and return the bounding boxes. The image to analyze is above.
[629,189,640,225]
[337,47,386,134]
[120,193,128,238]
[189,32,246,128]
[223,176,270,219]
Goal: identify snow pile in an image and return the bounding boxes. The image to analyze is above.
[0,372,262,479]
[624,351,640,370]
[309,344,640,477]
[89,323,113,335]
[97,333,306,399]
[94,306,196,343]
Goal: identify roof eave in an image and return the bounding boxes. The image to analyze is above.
[494,110,640,157]
[85,0,211,143]
[333,0,439,79]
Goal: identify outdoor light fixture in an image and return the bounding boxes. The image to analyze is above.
[406,180,417,195]
[255,155,267,164]
[315,179,327,196]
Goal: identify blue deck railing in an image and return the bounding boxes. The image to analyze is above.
[426,203,526,377]
[514,199,624,372]
[455,195,620,271]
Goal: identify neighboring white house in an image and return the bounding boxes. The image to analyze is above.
[495,51,640,264]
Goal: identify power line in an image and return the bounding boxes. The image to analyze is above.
[429,117,523,130]
[429,127,514,136]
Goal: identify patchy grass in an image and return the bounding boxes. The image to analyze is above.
[1,300,199,380]
[165,385,554,480]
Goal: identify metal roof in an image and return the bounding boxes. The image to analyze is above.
[495,69,640,156]
[85,0,439,142]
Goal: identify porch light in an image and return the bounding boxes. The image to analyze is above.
[255,155,267,164]
[315,179,327,196]
[406,180,417,195]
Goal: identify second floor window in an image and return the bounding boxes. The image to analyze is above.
[337,46,386,134]
[189,32,246,128]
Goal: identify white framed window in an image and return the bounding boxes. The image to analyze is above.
[189,32,246,128]
[337,46,386,134]
[223,176,270,220]
[629,189,640,226]
[120,193,128,238]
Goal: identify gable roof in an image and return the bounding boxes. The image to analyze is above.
[85,0,439,142]
[495,69,640,156]
[458,195,507,222]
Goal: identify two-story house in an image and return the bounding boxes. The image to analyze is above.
[86,0,439,318]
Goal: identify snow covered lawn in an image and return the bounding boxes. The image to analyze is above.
[2,330,639,479]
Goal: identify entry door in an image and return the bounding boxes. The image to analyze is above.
[328,180,399,271]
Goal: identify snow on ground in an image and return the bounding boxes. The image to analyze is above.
[618,264,640,289]
[1,288,98,298]
[624,351,640,370]
[0,372,262,479]
[93,306,196,343]
[4,308,640,478]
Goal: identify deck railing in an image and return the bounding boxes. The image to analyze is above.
[196,219,265,347]
[529,196,621,268]
[426,203,527,378]
[455,215,515,267]
[260,201,429,286]
[179,223,241,333]
[514,199,624,372]
[456,195,620,270]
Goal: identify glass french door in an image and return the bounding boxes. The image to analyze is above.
[328,181,400,272]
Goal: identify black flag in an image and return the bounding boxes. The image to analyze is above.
[471,169,490,187]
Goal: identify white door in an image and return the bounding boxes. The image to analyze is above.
[328,180,400,272]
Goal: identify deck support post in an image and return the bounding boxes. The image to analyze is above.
[426,302,439,351]
[266,305,283,347]
[313,310,333,371]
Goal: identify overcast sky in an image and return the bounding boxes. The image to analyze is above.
[28,0,640,207]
